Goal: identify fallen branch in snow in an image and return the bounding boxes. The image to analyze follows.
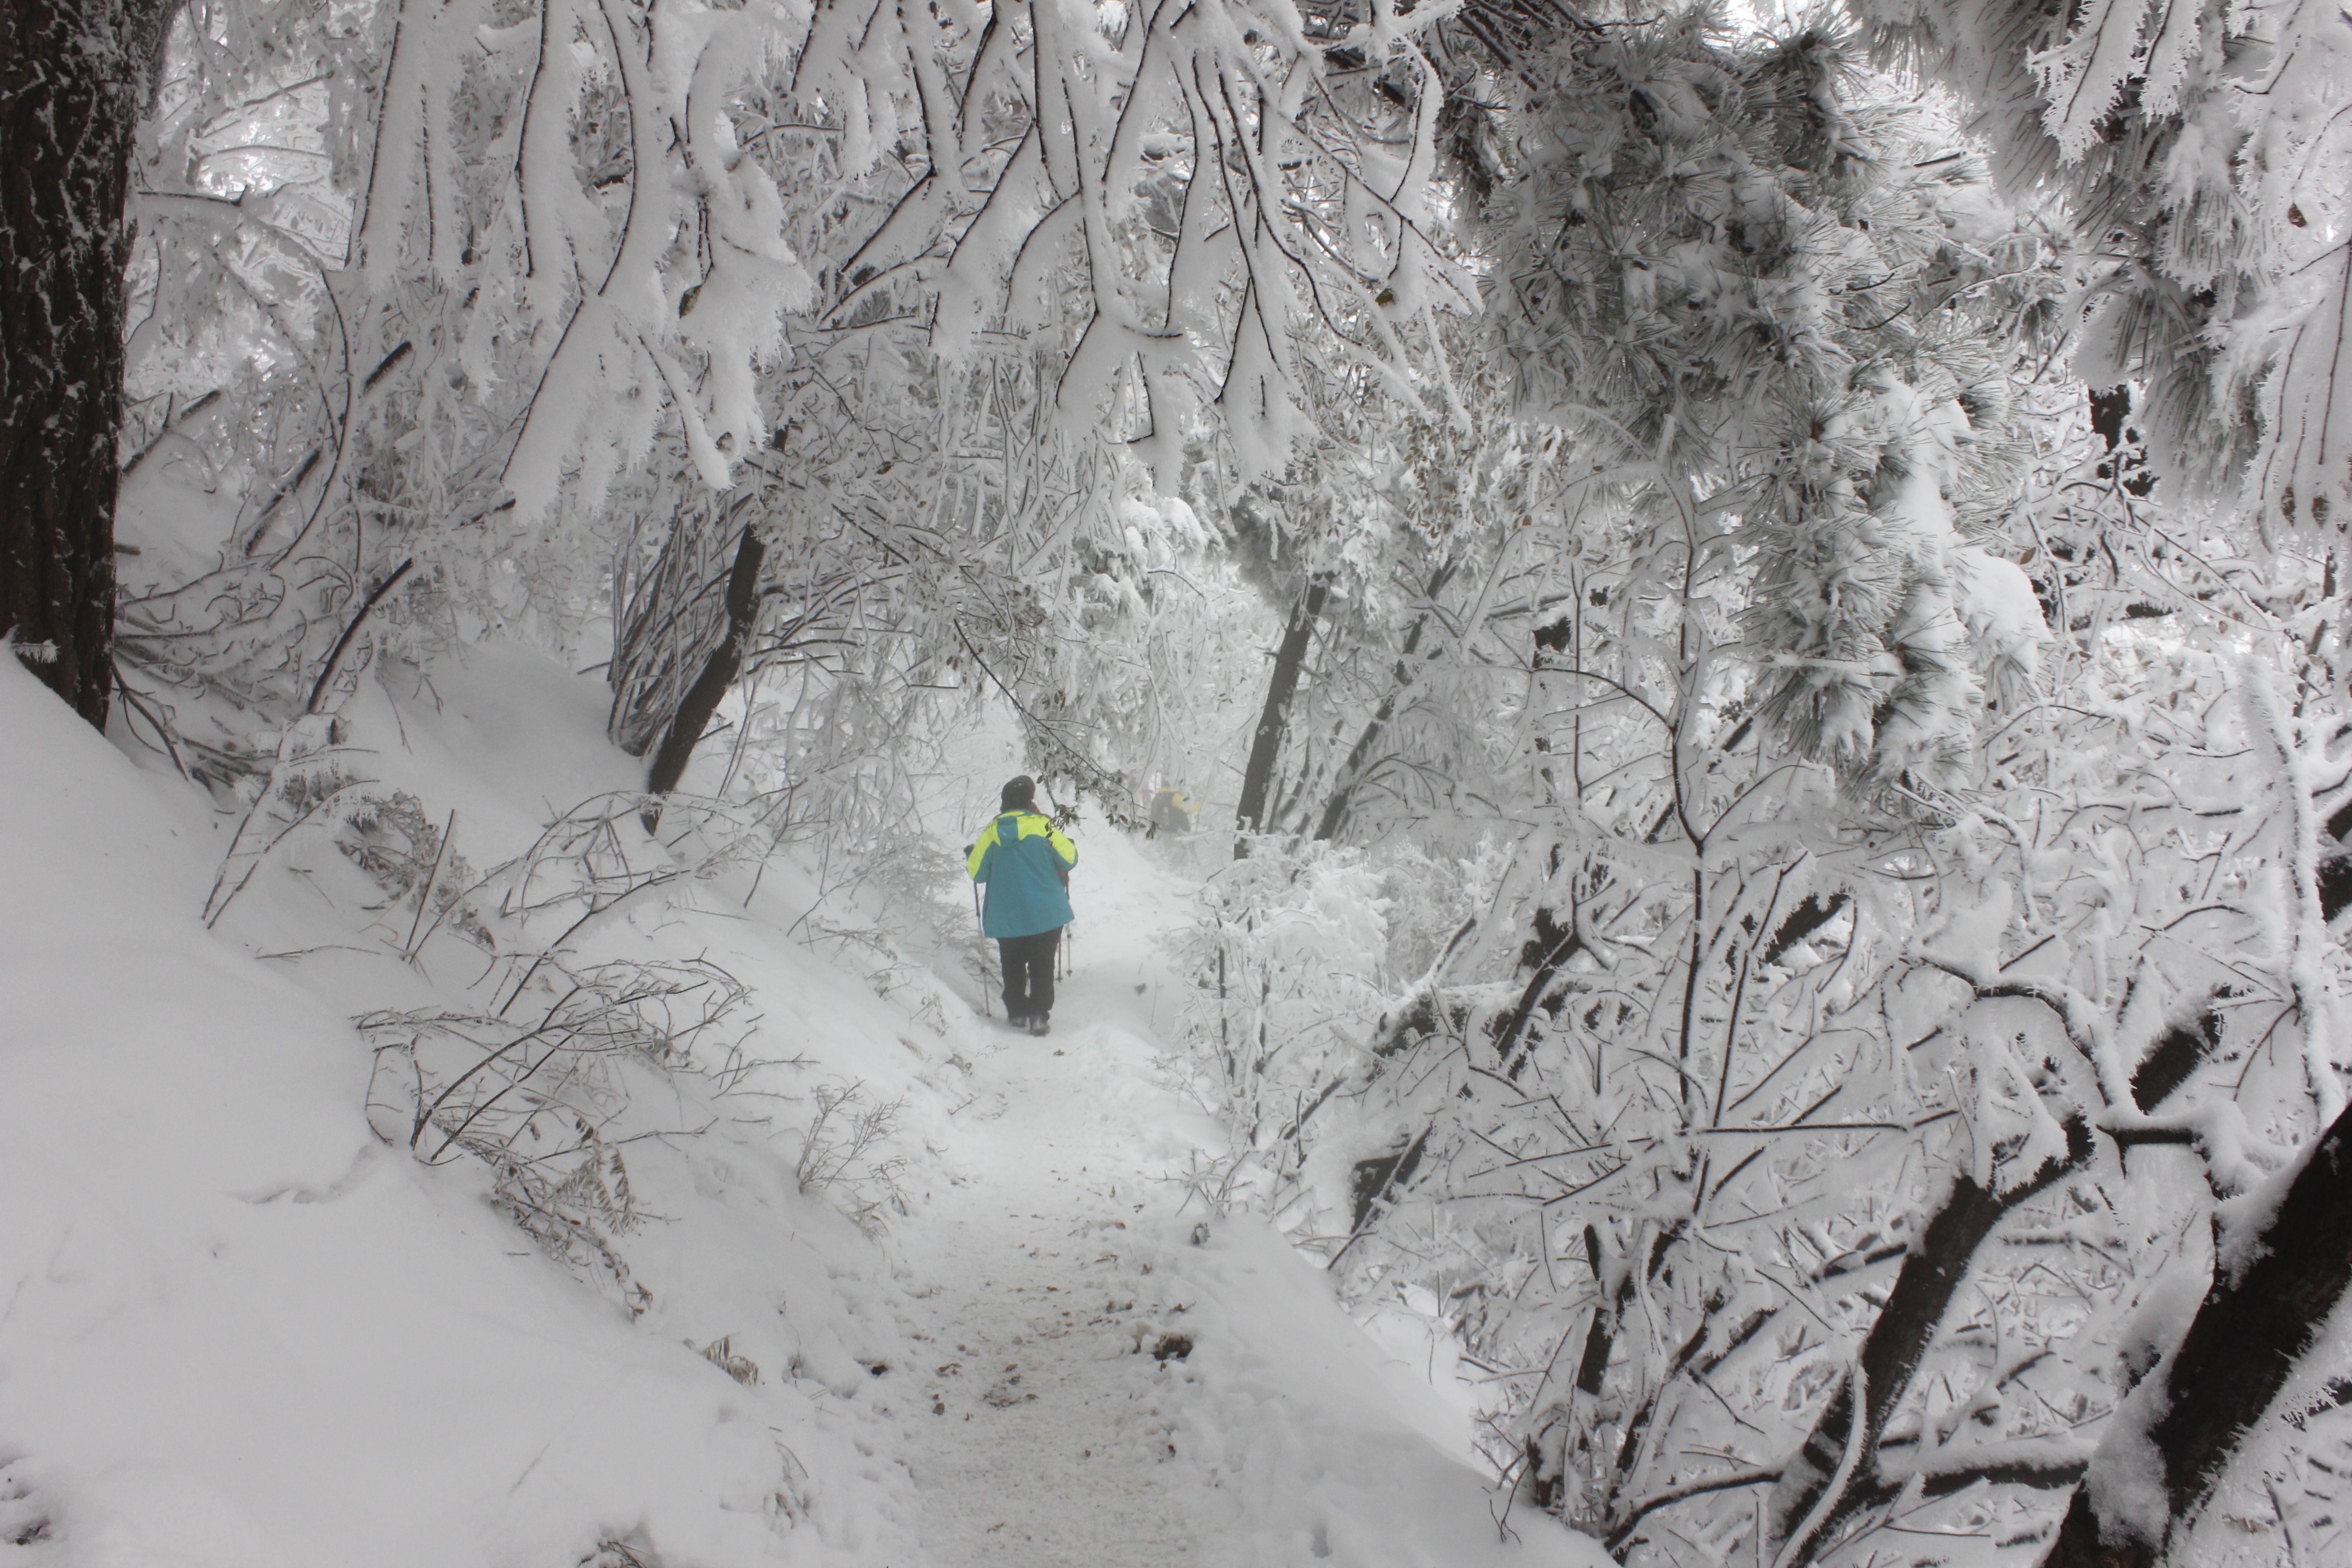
[358,955,753,1311]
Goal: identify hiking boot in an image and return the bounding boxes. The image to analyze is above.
[1028,1015,1051,1036]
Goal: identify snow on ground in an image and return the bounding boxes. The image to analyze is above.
[0,652,927,1568]
[897,830,1608,1568]
[2,645,1606,1568]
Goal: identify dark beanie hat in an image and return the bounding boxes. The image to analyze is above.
[1001,775,1037,810]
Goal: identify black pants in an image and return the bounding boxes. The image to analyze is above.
[998,927,1061,1020]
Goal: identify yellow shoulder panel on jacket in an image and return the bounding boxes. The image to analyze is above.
[965,820,1001,878]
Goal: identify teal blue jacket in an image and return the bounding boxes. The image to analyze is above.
[967,810,1077,938]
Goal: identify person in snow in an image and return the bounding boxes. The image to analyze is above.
[966,776,1078,1035]
[1146,785,1197,839]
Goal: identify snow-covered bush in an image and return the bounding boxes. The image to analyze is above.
[789,1081,909,1236]
[1164,842,1398,1219]
[1141,22,2352,1544]
[1216,422,2352,1566]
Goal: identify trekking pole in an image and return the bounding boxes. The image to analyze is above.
[972,880,992,1019]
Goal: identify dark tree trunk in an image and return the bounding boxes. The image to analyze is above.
[0,0,176,727]
[1491,900,1585,1075]
[1770,996,2222,1562]
[639,520,764,831]
[2042,1097,2352,1568]
[1233,575,1327,852]
[1347,1124,1429,1231]
[1769,1123,2093,1555]
[1763,892,1847,965]
[2087,384,2152,497]
[1313,559,1455,844]
[2314,789,2352,925]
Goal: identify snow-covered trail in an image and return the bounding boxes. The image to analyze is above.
[0,647,1601,1568]
[894,837,1609,1568]
[897,845,1214,1566]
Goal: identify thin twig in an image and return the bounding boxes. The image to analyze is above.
[306,556,415,713]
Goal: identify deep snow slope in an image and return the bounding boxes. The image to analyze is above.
[0,652,936,1568]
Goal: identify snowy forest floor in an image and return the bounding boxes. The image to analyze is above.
[898,872,1602,1568]
[0,646,1604,1568]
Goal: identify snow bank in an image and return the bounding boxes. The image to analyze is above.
[0,654,931,1567]
[1165,1217,1611,1566]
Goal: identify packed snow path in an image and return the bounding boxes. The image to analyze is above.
[898,849,1218,1566]
[893,843,1607,1568]
[896,975,1208,1566]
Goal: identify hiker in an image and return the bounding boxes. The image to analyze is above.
[966,775,1078,1035]
[1146,785,1196,838]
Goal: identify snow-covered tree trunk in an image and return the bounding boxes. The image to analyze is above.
[2043,1096,2352,1568]
[1313,564,1455,844]
[1767,1117,2097,1560]
[0,0,178,726]
[1235,577,1328,846]
[640,514,764,829]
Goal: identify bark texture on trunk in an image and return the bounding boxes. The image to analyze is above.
[1491,900,1585,1074]
[0,0,173,726]
[640,520,765,830]
[1233,575,1327,851]
[1770,995,2221,1563]
[2042,1097,2352,1568]
[1769,1118,2095,1558]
